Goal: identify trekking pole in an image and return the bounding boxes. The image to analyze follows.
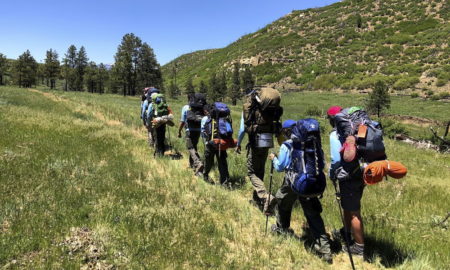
[332,181,356,270]
[265,161,274,236]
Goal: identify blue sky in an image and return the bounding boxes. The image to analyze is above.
[0,0,338,65]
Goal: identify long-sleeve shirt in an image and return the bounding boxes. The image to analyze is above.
[329,130,342,180]
[272,142,292,172]
[237,113,246,146]
[200,116,210,141]
[141,99,149,121]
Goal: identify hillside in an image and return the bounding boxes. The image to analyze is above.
[1,86,449,269]
[162,0,450,94]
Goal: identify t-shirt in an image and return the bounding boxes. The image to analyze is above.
[180,104,201,132]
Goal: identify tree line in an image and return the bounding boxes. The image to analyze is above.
[0,33,255,102]
[0,33,163,96]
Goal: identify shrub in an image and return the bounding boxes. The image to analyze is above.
[411,93,419,98]
[305,105,322,117]
[382,119,409,138]
[393,76,419,90]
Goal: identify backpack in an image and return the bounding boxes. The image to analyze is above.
[204,102,233,140]
[186,93,206,129]
[335,107,386,162]
[151,93,169,117]
[243,87,283,135]
[285,118,326,197]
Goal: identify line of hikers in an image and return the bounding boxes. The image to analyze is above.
[140,86,407,265]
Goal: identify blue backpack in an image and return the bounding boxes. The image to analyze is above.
[285,118,326,197]
[204,102,233,140]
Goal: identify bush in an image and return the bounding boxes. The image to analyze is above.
[305,105,322,117]
[382,119,409,138]
[393,76,419,90]
[411,93,419,98]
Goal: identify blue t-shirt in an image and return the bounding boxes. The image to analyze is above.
[237,113,246,146]
[180,105,201,132]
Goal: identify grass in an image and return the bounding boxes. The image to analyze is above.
[0,86,449,269]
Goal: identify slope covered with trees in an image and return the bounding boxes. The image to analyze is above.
[163,0,450,94]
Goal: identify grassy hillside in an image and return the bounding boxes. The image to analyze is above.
[1,86,449,269]
[162,0,450,95]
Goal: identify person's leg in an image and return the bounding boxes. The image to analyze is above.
[300,197,331,261]
[247,146,269,201]
[217,150,229,184]
[274,177,298,230]
[339,178,365,255]
[155,125,166,156]
[147,125,154,148]
[344,210,364,244]
[203,143,215,183]
[185,131,195,168]
[189,131,203,173]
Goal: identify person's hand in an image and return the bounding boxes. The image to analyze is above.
[268,153,276,160]
[235,145,241,154]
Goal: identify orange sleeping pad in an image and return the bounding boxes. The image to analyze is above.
[363,160,408,185]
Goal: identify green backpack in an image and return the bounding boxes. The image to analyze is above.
[151,94,169,116]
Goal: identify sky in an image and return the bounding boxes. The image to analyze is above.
[0,0,339,65]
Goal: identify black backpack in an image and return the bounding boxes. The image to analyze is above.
[186,93,206,129]
[335,107,387,162]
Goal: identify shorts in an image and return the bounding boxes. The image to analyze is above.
[339,178,365,212]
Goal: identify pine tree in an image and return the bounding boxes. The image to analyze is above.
[168,80,179,99]
[366,80,391,118]
[37,64,45,85]
[97,63,109,94]
[231,63,241,105]
[185,77,195,95]
[241,67,255,94]
[44,49,60,89]
[217,71,227,101]
[13,50,38,88]
[113,33,142,96]
[84,61,98,93]
[208,72,219,102]
[137,42,162,90]
[62,45,77,91]
[75,46,89,91]
[198,80,208,95]
[0,53,7,85]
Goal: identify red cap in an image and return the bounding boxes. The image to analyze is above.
[327,106,342,117]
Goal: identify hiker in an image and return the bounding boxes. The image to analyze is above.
[178,93,206,176]
[201,102,236,185]
[327,105,365,257]
[236,87,283,214]
[269,119,331,263]
[146,91,174,156]
[141,87,160,148]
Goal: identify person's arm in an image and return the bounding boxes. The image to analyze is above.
[272,143,291,172]
[179,105,187,137]
[236,113,246,153]
[146,103,153,124]
[200,116,208,141]
[329,131,342,180]
[141,100,148,122]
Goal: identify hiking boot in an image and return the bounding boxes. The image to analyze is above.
[342,135,357,162]
[343,242,364,257]
[203,175,215,185]
[195,171,204,178]
[271,224,294,236]
[332,227,353,244]
[313,236,332,264]
[263,196,277,216]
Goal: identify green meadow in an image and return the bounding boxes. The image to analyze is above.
[1,86,449,269]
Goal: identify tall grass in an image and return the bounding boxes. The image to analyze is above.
[0,86,449,269]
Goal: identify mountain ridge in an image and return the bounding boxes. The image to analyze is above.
[162,0,450,94]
